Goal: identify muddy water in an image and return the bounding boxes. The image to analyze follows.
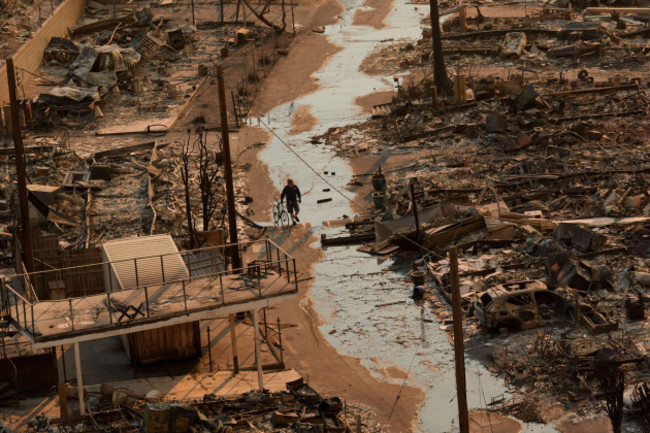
[255,1,559,432]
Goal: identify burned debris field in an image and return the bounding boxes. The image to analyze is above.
[0,0,649,431]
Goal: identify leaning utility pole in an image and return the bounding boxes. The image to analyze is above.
[429,0,451,91]
[7,58,34,275]
[449,246,469,433]
[216,66,242,270]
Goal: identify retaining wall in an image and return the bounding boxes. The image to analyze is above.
[0,0,88,105]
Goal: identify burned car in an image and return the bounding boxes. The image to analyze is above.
[474,280,577,330]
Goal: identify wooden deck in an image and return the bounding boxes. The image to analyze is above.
[18,267,296,349]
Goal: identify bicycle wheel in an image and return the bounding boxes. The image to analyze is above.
[280,210,291,227]
[272,203,281,226]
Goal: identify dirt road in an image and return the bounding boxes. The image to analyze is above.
[231,0,425,430]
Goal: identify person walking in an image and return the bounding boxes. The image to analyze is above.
[280,178,301,225]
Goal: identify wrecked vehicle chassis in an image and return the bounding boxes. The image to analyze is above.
[474,281,577,330]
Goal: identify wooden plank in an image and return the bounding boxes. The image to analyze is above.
[585,7,650,15]
[321,232,375,246]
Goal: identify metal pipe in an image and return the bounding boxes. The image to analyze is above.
[134,259,139,287]
[252,309,263,390]
[160,255,165,283]
[144,287,150,317]
[182,280,188,311]
[293,259,298,292]
[285,257,290,282]
[220,275,225,305]
[207,326,213,371]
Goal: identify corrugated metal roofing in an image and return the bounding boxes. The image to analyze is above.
[101,234,189,290]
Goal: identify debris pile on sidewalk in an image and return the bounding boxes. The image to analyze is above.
[29,379,381,433]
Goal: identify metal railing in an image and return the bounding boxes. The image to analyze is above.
[0,239,299,340]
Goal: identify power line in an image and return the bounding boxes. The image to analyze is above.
[257,118,449,259]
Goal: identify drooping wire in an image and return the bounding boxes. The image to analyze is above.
[387,336,423,423]
[257,117,446,259]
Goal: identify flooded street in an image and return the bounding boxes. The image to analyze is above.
[254,0,560,431]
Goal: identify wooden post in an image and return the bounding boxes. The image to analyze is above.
[219,0,224,23]
[454,74,467,104]
[74,342,85,415]
[229,314,239,373]
[58,383,68,420]
[252,309,264,390]
[449,246,469,433]
[459,5,467,31]
[216,66,241,270]
[409,182,421,243]
[207,326,213,371]
[191,0,196,25]
[6,58,34,275]
[432,85,438,104]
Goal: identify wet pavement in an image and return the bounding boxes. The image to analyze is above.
[252,0,561,431]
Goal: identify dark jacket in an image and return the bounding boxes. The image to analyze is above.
[281,184,301,202]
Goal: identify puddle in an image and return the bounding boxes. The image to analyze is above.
[253,0,561,432]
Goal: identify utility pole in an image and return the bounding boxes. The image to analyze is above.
[216,66,241,270]
[429,0,451,91]
[6,58,34,276]
[449,246,469,433]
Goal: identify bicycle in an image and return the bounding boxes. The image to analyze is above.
[272,199,291,227]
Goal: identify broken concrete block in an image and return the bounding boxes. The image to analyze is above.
[485,113,507,133]
[571,226,606,252]
[514,85,540,112]
[554,223,577,242]
[500,32,526,58]
[626,299,645,321]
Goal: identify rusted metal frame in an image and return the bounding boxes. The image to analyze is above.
[293,259,298,293]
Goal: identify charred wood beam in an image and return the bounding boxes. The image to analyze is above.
[441,28,559,40]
